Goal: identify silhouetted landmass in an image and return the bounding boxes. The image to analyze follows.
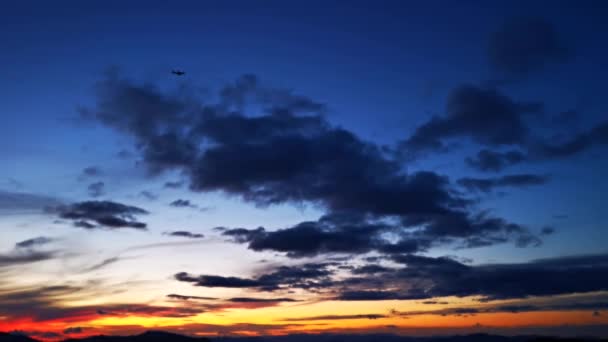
[64,331,209,342]
[1,331,606,342]
[213,333,606,342]
[0,333,38,342]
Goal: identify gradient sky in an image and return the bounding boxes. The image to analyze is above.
[1,0,608,340]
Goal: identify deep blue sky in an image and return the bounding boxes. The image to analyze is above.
[1,1,608,337]
[2,0,607,257]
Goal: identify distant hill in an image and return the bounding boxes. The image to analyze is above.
[1,331,605,342]
[0,333,38,342]
[211,333,605,342]
[64,331,209,342]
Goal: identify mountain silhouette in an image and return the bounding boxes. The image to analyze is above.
[0,333,38,342]
[64,331,209,342]
[1,331,605,342]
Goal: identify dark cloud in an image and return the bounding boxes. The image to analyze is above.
[82,73,463,217]
[87,181,105,198]
[164,181,184,189]
[337,291,426,301]
[176,263,335,292]
[465,149,527,172]
[164,231,204,239]
[403,85,540,153]
[351,264,393,275]
[169,199,197,208]
[84,73,543,255]
[457,174,549,193]
[541,227,555,235]
[15,236,54,249]
[466,121,608,172]
[417,211,542,248]
[222,214,400,258]
[488,17,568,76]
[1,237,57,268]
[283,314,387,321]
[49,200,148,230]
[0,285,87,321]
[421,300,449,305]
[534,120,608,158]
[338,253,608,301]
[391,301,608,318]
[0,251,56,267]
[175,272,265,288]
[167,294,217,301]
[116,149,133,159]
[223,208,539,258]
[82,166,102,177]
[228,297,298,303]
[553,109,579,127]
[73,220,97,229]
[63,327,88,334]
[97,304,204,318]
[139,190,158,201]
[81,257,122,273]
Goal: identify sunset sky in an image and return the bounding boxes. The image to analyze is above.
[1,0,608,340]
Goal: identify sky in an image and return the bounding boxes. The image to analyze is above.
[1,0,608,339]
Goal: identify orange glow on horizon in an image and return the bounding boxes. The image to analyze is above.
[2,308,606,341]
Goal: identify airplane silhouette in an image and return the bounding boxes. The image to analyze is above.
[171,70,185,76]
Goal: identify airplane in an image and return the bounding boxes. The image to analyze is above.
[171,70,185,76]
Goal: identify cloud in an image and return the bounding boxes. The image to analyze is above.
[164,231,204,239]
[227,297,298,303]
[0,251,56,268]
[167,294,217,301]
[223,208,540,258]
[87,181,105,197]
[0,282,207,323]
[351,265,393,275]
[80,257,122,273]
[93,304,203,318]
[390,301,608,318]
[541,227,555,235]
[82,166,102,177]
[63,327,88,334]
[283,314,387,321]
[337,291,426,301]
[488,17,569,76]
[15,236,54,249]
[403,85,540,153]
[466,120,608,172]
[534,120,608,158]
[82,73,463,218]
[83,73,544,256]
[49,200,148,230]
[0,237,57,268]
[164,181,184,189]
[222,214,405,258]
[465,149,527,172]
[335,253,608,301]
[139,190,158,201]
[176,263,335,291]
[175,272,265,288]
[169,199,197,208]
[117,149,132,159]
[457,174,549,193]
